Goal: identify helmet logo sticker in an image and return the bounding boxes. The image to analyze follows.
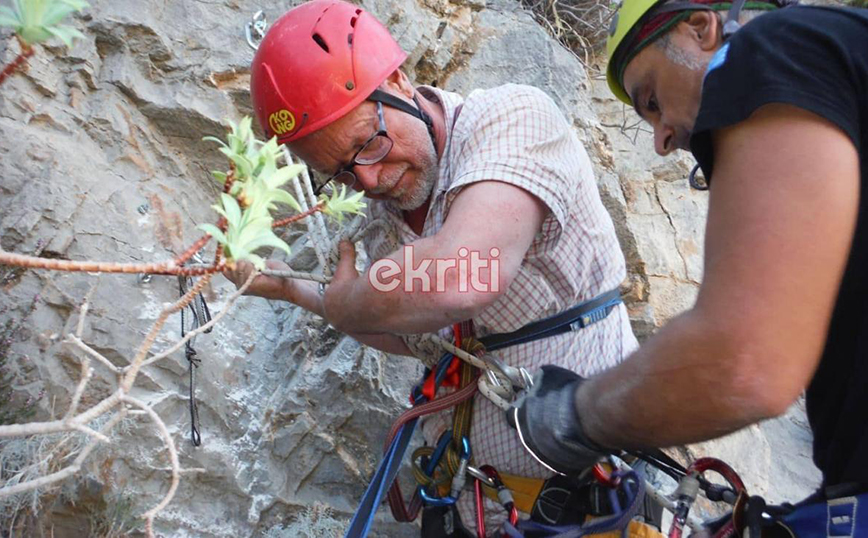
[269,110,297,136]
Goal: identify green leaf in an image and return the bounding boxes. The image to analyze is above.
[236,215,273,245]
[202,135,227,147]
[0,6,20,27]
[244,230,292,255]
[321,184,367,224]
[270,190,302,212]
[198,223,228,245]
[45,25,84,47]
[265,163,305,189]
[43,3,81,26]
[228,153,253,180]
[210,170,227,184]
[219,193,242,227]
[19,26,52,44]
[245,253,266,270]
[10,0,88,46]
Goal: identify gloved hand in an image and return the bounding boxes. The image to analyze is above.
[508,365,609,476]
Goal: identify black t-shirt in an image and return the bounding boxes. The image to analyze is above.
[689,6,868,489]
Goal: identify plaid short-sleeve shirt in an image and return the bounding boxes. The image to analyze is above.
[361,84,638,533]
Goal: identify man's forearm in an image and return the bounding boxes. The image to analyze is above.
[293,280,415,356]
[576,311,776,449]
[327,236,495,334]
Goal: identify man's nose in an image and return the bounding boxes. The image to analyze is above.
[653,123,676,157]
[353,164,380,191]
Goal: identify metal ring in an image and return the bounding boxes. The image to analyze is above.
[484,369,512,397]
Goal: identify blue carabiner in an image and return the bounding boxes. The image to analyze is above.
[419,436,472,507]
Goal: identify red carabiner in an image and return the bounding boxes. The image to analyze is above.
[592,462,622,488]
[474,477,486,538]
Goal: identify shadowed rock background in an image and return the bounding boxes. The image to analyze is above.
[0,0,820,536]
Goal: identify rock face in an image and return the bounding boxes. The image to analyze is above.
[0,0,819,536]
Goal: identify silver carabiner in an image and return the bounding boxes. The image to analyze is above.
[519,367,534,389]
[466,465,497,489]
[245,10,268,51]
[484,369,512,397]
[479,353,533,391]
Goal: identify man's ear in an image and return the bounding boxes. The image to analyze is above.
[381,69,415,99]
[684,11,721,52]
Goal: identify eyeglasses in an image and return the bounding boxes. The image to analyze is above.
[313,101,393,196]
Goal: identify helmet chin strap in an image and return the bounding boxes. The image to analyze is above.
[367,89,437,145]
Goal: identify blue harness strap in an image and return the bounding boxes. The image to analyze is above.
[779,492,868,537]
[344,420,419,538]
[343,288,623,538]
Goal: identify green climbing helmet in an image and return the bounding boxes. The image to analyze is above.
[606,0,663,105]
[606,0,795,106]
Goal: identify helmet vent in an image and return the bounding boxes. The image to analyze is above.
[312,33,330,53]
[350,16,357,27]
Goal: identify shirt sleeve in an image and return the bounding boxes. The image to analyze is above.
[443,85,596,246]
[690,6,865,182]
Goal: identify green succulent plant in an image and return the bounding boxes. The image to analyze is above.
[0,0,88,47]
[320,184,367,224]
[199,193,290,270]
[201,117,367,269]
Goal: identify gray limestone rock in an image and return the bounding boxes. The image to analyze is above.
[0,0,819,536]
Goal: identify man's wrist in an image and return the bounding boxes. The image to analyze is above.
[572,378,609,451]
[568,379,608,452]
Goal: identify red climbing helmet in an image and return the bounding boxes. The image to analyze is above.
[250,0,408,143]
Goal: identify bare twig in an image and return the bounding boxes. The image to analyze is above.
[0,38,33,87]
[272,202,325,228]
[121,274,213,391]
[131,270,256,371]
[65,335,121,374]
[0,248,228,276]
[121,395,179,535]
[0,410,125,499]
[261,269,330,284]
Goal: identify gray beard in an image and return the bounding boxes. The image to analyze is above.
[661,37,709,73]
[394,162,439,210]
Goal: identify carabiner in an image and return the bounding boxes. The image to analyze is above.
[466,465,498,489]
[479,353,532,391]
[449,437,472,499]
[592,461,622,488]
[245,10,268,51]
[420,437,472,507]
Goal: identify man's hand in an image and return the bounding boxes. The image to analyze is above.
[510,365,610,476]
[223,259,299,302]
[322,240,363,332]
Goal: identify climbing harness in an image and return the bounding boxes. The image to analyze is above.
[345,288,624,538]
[504,468,647,537]
[178,266,212,447]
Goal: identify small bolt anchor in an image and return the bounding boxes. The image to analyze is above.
[245,10,268,51]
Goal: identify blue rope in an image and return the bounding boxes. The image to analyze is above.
[344,352,455,538]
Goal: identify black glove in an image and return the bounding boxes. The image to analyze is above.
[508,365,609,476]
